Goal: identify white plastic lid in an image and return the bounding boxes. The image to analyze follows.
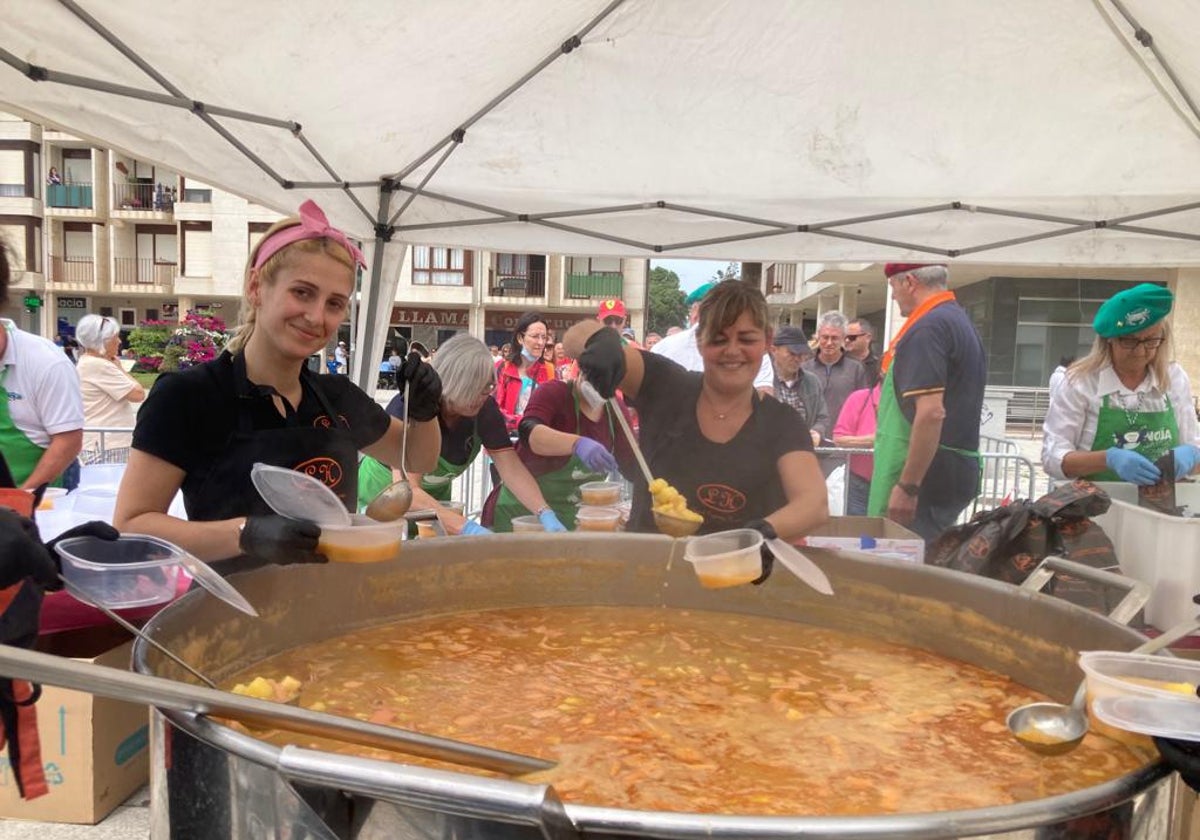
[250,462,351,527]
[1092,695,1200,741]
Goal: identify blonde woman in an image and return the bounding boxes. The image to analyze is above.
[75,314,144,463]
[114,200,441,573]
[1043,283,1200,485]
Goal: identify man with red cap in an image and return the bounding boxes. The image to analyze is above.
[597,298,627,330]
[868,263,986,541]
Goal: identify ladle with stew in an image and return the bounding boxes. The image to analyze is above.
[1007,610,1200,755]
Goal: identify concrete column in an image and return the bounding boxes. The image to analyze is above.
[837,285,857,318]
[176,296,194,321]
[1171,269,1200,386]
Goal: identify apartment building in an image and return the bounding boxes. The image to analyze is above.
[0,113,648,360]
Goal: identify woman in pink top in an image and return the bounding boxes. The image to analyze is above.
[833,382,881,516]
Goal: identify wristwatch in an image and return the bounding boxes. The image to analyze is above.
[896,481,921,497]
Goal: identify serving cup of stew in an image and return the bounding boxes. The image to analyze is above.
[317,515,404,563]
[511,515,545,533]
[575,505,622,532]
[579,481,622,506]
[682,529,764,589]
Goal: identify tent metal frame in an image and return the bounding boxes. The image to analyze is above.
[4,0,1200,383]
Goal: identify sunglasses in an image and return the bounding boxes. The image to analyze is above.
[844,334,866,341]
[603,316,625,326]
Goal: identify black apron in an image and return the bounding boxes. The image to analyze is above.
[185,353,360,576]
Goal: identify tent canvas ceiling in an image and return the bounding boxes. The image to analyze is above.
[5,0,1200,377]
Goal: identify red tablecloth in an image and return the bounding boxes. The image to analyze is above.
[39,572,193,634]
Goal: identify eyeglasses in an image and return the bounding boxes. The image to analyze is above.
[844,333,866,342]
[1114,335,1165,350]
[603,316,625,327]
[523,332,549,343]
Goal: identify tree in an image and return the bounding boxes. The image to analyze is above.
[646,267,688,335]
[712,261,741,282]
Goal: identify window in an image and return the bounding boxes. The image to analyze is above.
[145,308,159,322]
[119,308,138,327]
[182,221,213,277]
[1013,297,1105,387]
[412,246,472,286]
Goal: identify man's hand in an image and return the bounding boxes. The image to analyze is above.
[887,485,918,526]
[0,509,57,590]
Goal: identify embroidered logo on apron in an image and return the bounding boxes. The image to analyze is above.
[295,456,343,489]
[697,484,746,515]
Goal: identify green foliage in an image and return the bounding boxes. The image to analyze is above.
[646,267,688,335]
[712,261,741,282]
[127,321,173,372]
[159,341,187,373]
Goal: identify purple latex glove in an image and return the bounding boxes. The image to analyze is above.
[573,437,618,474]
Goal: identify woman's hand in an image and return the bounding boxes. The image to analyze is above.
[239,515,325,564]
[398,352,443,422]
[1105,448,1161,485]
[0,509,58,590]
[572,437,618,474]
[1173,444,1200,478]
[461,520,492,536]
[538,508,568,532]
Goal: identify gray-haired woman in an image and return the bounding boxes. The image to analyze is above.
[74,314,145,463]
[372,333,564,534]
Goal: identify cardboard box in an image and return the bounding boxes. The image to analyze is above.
[798,515,925,564]
[0,633,149,824]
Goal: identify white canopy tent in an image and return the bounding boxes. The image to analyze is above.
[4,0,1200,385]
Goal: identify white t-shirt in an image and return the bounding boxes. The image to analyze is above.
[1041,361,1199,479]
[649,324,773,389]
[0,319,84,447]
[76,354,139,451]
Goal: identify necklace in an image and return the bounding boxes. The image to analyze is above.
[701,390,748,421]
[1111,391,1146,429]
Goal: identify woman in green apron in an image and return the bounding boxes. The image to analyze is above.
[1042,283,1200,485]
[481,373,631,532]
[367,335,563,535]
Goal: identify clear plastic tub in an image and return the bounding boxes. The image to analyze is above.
[511,515,545,533]
[37,487,69,511]
[317,515,404,563]
[415,520,441,539]
[1079,651,1200,704]
[55,534,184,608]
[575,505,621,532]
[579,481,622,507]
[682,528,764,589]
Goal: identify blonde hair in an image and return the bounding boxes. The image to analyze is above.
[225,216,356,354]
[1069,318,1172,386]
[696,280,770,346]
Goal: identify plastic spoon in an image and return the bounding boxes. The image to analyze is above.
[365,379,414,521]
[1007,610,1200,755]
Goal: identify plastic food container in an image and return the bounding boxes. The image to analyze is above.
[682,529,764,589]
[1079,651,1200,705]
[511,515,545,533]
[37,487,69,511]
[1092,695,1200,741]
[579,481,622,506]
[317,515,404,563]
[575,505,621,532]
[1085,481,1200,631]
[54,534,185,608]
[415,520,441,539]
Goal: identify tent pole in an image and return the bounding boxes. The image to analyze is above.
[350,183,397,392]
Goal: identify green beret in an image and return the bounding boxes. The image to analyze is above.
[685,282,715,307]
[1092,283,1173,338]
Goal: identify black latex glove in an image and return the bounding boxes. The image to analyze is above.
[745,518,775,586]
[1153,736,1200,792]
[239,515,324,565]
[0,509,57,591]
[398,351,443,422]
[579,327,626,400]
[42,520,120,592]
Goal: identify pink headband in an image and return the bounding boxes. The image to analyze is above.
[252,199,367,271]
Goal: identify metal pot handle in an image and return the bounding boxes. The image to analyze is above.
[277,746,580,840]
[1020,555,1150,625]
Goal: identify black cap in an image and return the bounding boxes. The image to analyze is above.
[773,325,809,348]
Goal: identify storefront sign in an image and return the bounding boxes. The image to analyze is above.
[390,307,470,327]
[23,295,42,309]
[485,310,589,333]
[58,296,88,309]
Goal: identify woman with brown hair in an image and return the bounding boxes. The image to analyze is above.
[564,281,827,552]
[114,200,442,573]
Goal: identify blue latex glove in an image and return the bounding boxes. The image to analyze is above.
[461,520,492,536]
[573,437,618,474]
[538,508,568,533]
[1174,444,1200,478]
[1105,448,1161,485]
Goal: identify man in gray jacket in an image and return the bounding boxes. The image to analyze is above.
[769,325,827,447]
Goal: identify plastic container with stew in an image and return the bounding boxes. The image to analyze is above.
[682,529,764,589]
[575,505,621,532]
[317,515,404,563]
[579,481,622,507]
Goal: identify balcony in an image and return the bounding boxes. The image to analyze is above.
[113,258,176,289]
[565,272,623,299]
[46,182,94,210]
[48,256,95,288]
[489,269,546,298]
[112,182,175,214]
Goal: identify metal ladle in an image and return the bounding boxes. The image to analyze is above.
[365,379,414,521]
[1007,613,1200,755]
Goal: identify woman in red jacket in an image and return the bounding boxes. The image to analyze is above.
[494,312,556,433]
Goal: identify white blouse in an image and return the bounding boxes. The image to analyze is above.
[1041,361,1199,479]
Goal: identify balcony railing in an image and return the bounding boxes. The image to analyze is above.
[113,182,175,211]
[46,182,94,209]
[49,255,94,285]
[489,269,546,297]
[113,257,176,286]
[565,272,623,299]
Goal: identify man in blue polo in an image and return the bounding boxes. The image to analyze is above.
[868,263,986,541]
